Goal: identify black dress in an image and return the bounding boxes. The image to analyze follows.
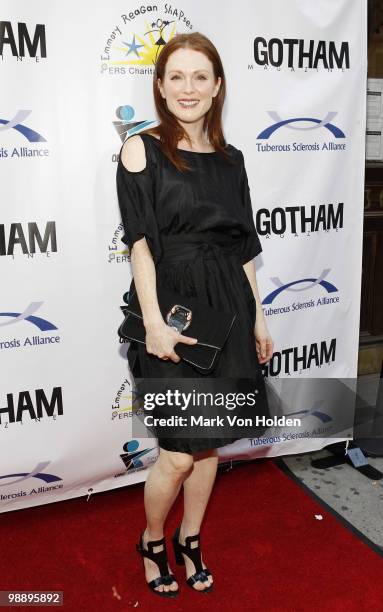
[116,132,267,454]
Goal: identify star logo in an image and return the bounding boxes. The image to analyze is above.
[115,18,176,66]
[123,34,145,58]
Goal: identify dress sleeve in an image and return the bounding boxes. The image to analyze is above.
[237,149,263,265]
[116,137,162,264]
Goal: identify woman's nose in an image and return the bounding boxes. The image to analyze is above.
[182,78,195,93]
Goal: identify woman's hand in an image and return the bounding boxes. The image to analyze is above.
[254,316,274,364]
[145,320,198,363]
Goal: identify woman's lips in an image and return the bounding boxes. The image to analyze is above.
[178,100,199,108]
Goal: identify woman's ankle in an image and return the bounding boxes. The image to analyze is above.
[179,523,201,542]
[143,526,164,542]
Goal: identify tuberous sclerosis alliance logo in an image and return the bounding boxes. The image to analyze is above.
[100,5,193,75]
[249,399,334,447]
[0,302,60,351]
[256,111,346,153]
[0,110,49,159]
[0,462,63,501]
[262,271,339,317]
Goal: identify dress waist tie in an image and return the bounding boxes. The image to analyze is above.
[159,231,243,305]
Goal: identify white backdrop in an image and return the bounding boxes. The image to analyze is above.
[0,0,366,512]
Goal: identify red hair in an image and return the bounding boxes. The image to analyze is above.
[141,32,232,172]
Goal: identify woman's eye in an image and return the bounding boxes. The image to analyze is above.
[170,75,180,80]
[198,75,207,80]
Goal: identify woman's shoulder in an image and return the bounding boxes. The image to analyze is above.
[118,131,159,173]
[138,131,242,158]
[118,132,243,171]
[225,142,243,158]
[223,143,245,169]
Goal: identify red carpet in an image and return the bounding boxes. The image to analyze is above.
[1,458,382,611]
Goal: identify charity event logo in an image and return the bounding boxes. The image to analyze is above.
[256,111,346,153]
[101,5,193,75]
[113,104,156,143]
[119,439,155,473]
[107,223,130,264]
[0,461,63,501]
[258,111,345,140]
[262,270,339,315]
[0,301,60,351]
[112,377,134,420]
[0,110,46,142]
[0,110,49,159]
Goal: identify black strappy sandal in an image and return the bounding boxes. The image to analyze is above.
[136,531,179,598]
[171,526,214,593]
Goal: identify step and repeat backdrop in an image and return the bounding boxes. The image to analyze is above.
[1,1,367,512]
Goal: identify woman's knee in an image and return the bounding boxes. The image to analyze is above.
[194,448,219,461]
[158,448,194,476]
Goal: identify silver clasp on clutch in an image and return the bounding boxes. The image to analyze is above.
[166,304,192,333]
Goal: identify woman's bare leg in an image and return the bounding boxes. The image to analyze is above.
[141,448,194,593]
[179,448,219,590]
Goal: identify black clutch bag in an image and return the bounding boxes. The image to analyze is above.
[118,286,236,372]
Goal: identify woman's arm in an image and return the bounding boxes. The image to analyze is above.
[243,259,263,321]
[243,259,274,364]
[121,137,164,328]
[130,237,163,328]
[121,136,197,361]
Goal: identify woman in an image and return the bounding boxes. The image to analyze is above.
[116,32,274,598]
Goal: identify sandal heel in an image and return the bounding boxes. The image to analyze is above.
[171,525,214,594]
[172,528,186,565]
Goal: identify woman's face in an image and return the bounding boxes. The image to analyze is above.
[158,47,221,128]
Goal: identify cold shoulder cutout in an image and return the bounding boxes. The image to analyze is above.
[119,134,147,173]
